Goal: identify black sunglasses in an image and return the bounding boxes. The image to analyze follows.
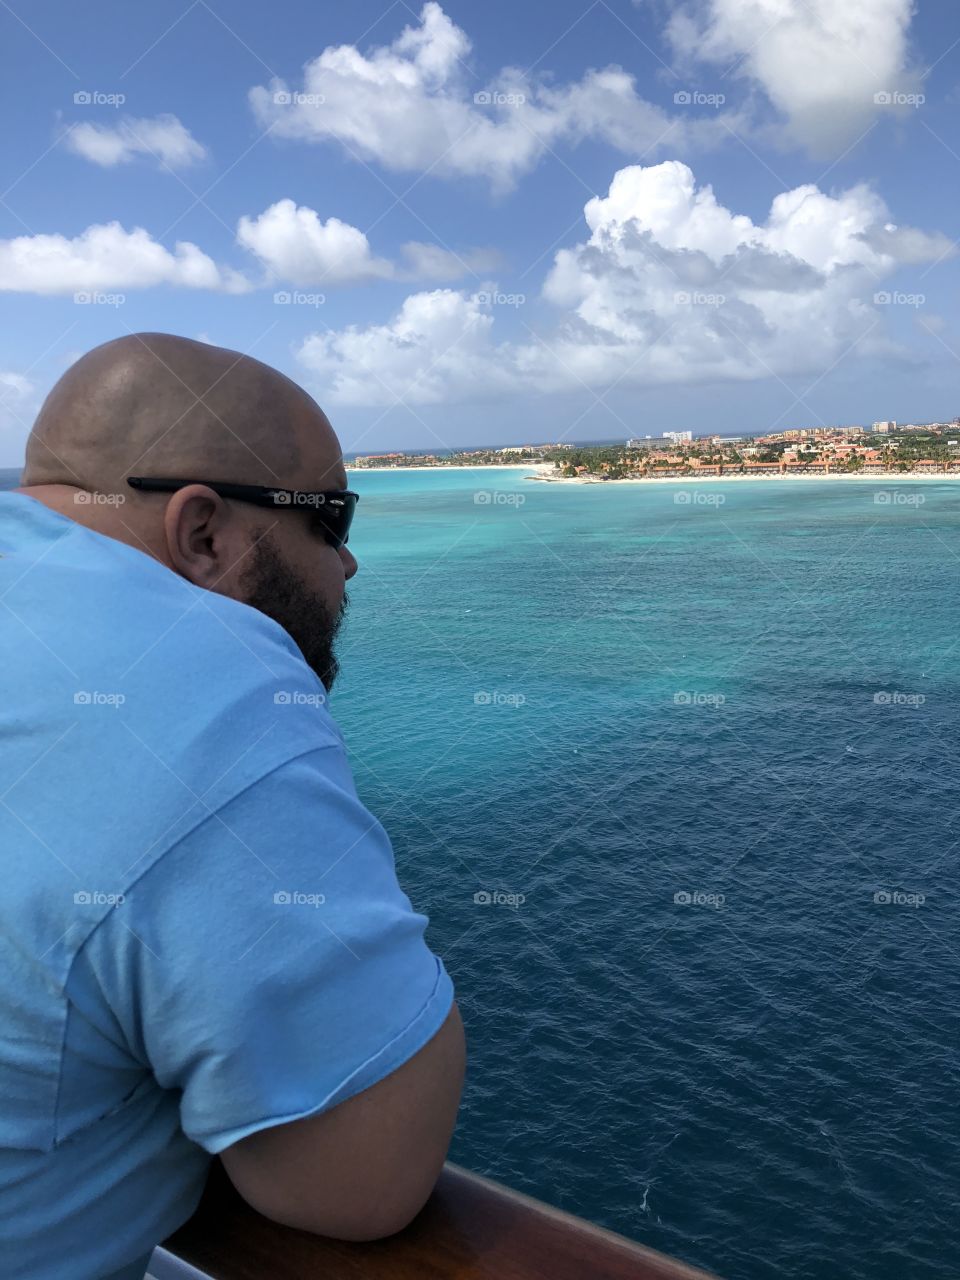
[126,477,359,550]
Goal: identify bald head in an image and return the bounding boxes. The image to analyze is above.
[17,333,356,691]
[23,332,341,493]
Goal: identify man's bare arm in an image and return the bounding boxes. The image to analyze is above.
[220,1003,466,1241]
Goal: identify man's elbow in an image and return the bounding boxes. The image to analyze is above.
[222,1003,466,1243]
[247,1147,448,1241]
[286,1178,440,1242]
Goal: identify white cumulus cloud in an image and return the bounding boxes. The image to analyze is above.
[64,114,207,168]
[249,2,728,189]
[0,203,491,296]
[297,288,519,405]
[237,199,392,284]
[0,223,247,294]
[235,198,498,285]
[666,0,920,155]
[296,160,952,405]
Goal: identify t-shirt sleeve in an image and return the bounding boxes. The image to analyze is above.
[76,745,455,1154]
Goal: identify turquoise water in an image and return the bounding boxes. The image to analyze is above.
[4,466,958,1278]
[336,468,959,1280]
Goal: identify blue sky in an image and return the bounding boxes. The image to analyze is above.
[0,0,958,464]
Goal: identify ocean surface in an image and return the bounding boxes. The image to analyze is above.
[4,466,959,1279]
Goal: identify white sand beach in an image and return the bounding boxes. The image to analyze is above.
[346,462,960,485]
[527,470,960,485]
[346,462,554,474]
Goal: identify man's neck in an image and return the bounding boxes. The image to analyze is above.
[14,483,169,569]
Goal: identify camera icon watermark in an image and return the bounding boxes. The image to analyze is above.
[473,90,526,107]
[673,889,725,909]
[872,691,925,707]
[74,490,125,505]
[274,690,326,707]
[874,490,925,507]
[273,890,326,907]
[873,889,925,907]
[474,490,525,507]
[74,291,125,307]
[674,491,725,507]
[673,90,725,108]
[873,291,925,308]
[473,690,526,708]
[73,889,125,906]
[473,290,525,308]
[73,90,125,107]
[273,290,325,307]
[473,889,526,908]
[273,90,325,106]
[673,691,726,707]
[73,690,125,708]
[674,290,725,307]
[874,90,924,108]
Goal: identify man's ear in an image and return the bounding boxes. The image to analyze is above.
[162,485,239,590]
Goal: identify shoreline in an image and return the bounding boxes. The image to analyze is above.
[347,462,960,484]
[531,471,960,485]
[346,462,552,474]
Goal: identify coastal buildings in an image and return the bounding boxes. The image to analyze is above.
[351,419,960,480]
[545,418,960,480]
[351,452,408,466]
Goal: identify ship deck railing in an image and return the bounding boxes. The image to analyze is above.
[148,1161,723,1280]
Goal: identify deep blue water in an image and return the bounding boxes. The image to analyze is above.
[334,468,960,1280]
[5,466,959,1279]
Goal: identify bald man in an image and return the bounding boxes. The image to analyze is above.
[0,334,464,1280]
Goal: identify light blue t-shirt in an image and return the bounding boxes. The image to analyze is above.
[0,493,454,1280]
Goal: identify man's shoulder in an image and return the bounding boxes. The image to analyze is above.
[0,500,350,993]
[0,496,344,820]
[4,495,326,712]
[86,559,344,795]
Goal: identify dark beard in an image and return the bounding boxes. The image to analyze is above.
[239,530,347,691]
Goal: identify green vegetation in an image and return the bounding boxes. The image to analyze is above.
[887,431,951,463]
[352,422,960,479]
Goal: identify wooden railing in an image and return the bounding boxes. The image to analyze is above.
[159,1162,722,1280]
